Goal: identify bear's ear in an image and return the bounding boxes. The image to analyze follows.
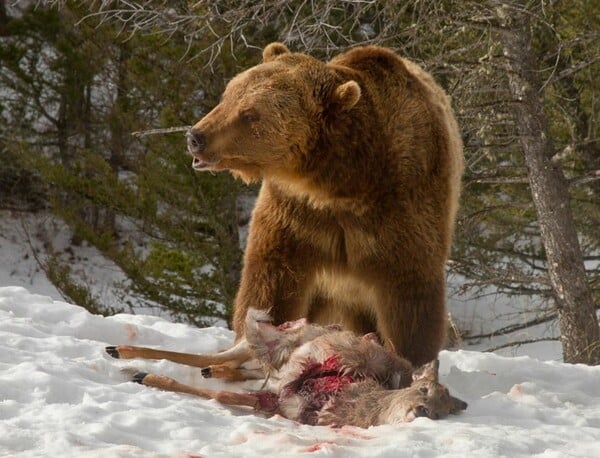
[263,42,290,63]
[331,80,361,111]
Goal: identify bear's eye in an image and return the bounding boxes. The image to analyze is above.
[239,108,260,123]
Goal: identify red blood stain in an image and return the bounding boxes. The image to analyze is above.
[255,391,280,413]
[338,426,374,440]
[305,441,336,452]
[125,324,137,341]
[297,355,353,395]
[281,354,354,425]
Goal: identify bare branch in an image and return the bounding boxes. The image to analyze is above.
[467,312,557,340]
[484,337,559,353]
[131,126,191,137]
[549,55,600,86]
[466,175,530,185]
[568,170,600,188]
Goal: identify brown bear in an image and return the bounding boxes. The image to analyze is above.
[186,43,463,367]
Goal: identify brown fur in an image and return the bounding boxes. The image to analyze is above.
[187,43,464,367]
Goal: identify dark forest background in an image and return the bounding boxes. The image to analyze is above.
[1,1,598,363]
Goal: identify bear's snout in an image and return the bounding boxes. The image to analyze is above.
[186,130,207,156]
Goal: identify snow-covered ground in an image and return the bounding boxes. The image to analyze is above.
[2,210,597,456]
[0,211,172,318]
[1,286,600,457]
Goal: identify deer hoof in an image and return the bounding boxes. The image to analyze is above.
[201,367,213,378]
[106,346,120,359]
[132,372,148,384]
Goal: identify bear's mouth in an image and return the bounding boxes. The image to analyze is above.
[192,156,212,170]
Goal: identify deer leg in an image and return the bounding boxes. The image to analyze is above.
[105,338,253,369]
[131,372,279,413]
[201,365,265,381]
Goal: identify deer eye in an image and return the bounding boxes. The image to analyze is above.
[414,405,430,418]
[419,386,429,395]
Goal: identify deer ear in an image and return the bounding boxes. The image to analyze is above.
[451,395,468,413]
[362,332,381,345]
[263,42,290,62]
[412,359,439,382]
[331,80,361,111]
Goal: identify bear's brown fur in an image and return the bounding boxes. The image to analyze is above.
[187,43,463,367]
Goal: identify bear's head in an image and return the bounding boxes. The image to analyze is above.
[186,43,361,183]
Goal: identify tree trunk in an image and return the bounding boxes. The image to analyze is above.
[0,0,8,28]
[498,6,600,364]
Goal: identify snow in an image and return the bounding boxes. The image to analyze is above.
[0,213,63,299]
[1,286,599,457]
[447,274,563,361]
[0,211,179,318]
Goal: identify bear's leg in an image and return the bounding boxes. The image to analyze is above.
[375,275,447,367]
[231,232,318,336]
